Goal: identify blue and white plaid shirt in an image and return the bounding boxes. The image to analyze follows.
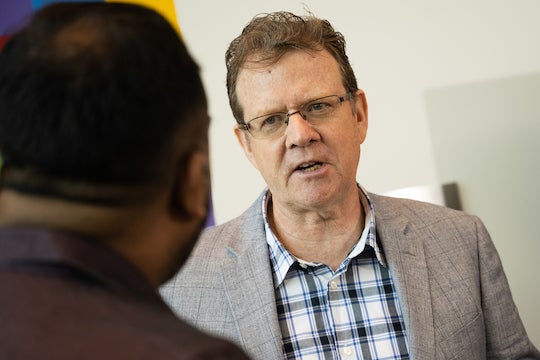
[264,187,409,359]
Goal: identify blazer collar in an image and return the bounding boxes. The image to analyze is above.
[370,193,436,360]
[220,192,284,359]
[219,191,438,359]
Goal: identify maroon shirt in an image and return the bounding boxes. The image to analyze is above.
[0,227,250,359]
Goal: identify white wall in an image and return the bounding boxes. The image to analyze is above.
[175,0,540,345]
[426,73,540,348]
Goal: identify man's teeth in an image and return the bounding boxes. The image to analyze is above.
[297,162,322,172]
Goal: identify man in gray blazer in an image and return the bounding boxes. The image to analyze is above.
[161,11,539,360]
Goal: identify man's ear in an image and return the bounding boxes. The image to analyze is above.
[233,124,259,170]
[354,89,369,144]
[171,150,209,220]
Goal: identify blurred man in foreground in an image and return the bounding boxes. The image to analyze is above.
[0,3,249,359]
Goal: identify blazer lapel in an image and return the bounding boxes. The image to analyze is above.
[220,197,284,359]
[217,192,438,359]
[372,194,436,360]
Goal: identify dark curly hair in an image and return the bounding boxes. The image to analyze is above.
[0,3,206,195]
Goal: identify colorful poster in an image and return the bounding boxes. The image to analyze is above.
[0,0,181,45]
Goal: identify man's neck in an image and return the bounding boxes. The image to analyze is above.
[0,190,136,238]
[267,190,365,271]
[0,189,175,287]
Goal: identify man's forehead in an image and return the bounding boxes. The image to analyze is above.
[236,50,343,111]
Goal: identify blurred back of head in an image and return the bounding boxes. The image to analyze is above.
[0,3,207,202]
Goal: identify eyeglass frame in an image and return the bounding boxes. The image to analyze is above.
[239,92,354,139]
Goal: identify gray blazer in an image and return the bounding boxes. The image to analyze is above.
[161,192,539,360]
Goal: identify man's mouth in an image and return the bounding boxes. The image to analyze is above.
[296,162,323,172]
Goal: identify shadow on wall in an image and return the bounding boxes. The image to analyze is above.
[424,72,540,346]
[384,182,462,211]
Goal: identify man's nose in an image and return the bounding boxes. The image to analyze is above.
[284,110,306,124]
[284,112,320,148]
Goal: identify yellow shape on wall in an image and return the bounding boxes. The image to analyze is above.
[107,0,181,37]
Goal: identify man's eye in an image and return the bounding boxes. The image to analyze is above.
[261,115,281,127]
[308,102,330,112]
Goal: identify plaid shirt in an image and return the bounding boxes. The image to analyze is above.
[265,187,409,359]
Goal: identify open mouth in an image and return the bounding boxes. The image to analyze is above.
[296,162,323,172]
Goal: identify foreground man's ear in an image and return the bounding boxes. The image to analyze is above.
[171,150,209,220]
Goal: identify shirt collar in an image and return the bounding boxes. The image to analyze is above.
[0,226,162,303]
[264,185,386,288]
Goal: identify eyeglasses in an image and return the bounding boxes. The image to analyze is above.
[240,92,353,139]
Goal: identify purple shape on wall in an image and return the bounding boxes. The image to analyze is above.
[204,193,215,228]
[0,0,33,35]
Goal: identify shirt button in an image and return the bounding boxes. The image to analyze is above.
[329,280,338,290]
[342,347,353,356]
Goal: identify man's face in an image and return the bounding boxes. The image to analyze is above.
[234,49,368,212]
[164,107,211,283]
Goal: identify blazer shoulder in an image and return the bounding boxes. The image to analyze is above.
[369,192,478,225]
[196,192,266,256]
